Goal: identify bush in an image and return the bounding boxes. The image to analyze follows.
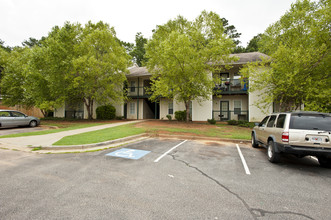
[166,114,172,120]
[115,116,124,120]
[96,105,116,120]
[207,118,216,124]
[175,110,187,121]
[227,120,238,125]
[227,120,255,128]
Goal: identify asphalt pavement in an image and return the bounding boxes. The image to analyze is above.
[1,138,330,219]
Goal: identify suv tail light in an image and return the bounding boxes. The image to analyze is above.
[282,132,289,142]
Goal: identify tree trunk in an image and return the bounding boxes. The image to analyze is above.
[83,97,93,120]
[185,101,190,122]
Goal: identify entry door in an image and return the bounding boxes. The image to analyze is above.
[220,101,229,121]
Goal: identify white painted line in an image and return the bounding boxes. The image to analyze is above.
[236,144,251,175]
[154,140,187,163]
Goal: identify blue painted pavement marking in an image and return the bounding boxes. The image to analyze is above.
[106,148,151,160]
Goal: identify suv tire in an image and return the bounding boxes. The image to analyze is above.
[267,140,281,163]
[317,156,331,168]
[251,133,259,148]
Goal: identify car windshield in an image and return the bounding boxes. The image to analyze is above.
[290,114,331,131]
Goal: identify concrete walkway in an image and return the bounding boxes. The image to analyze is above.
[0,120,141,150]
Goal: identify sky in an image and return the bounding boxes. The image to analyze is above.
[1,0,298,48]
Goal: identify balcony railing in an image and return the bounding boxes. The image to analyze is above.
[212,110,249,121]
[127,86,151,97]
[214,79,248,94]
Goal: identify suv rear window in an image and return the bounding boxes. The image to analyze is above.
[290,114,331,130]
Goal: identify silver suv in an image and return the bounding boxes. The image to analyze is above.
[252,112,331,168]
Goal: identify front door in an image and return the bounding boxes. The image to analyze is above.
[220,101,229,121]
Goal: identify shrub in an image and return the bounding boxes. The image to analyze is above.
[227,120,255,128]
[227,120,238,125]
[115,116,124,120]
[175,110,187,121]
[96,105,116,120]
[166,114,172,120]
[207,118,216,124]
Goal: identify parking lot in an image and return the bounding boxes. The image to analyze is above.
[1,138,330,219]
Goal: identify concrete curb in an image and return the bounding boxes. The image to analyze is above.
[25,133,250,151]
[29,133,148,150]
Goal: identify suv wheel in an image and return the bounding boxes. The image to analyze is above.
[267,140,281,163]
[251,133,258,148]
[317,156,331,168]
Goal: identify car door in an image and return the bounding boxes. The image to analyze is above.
[10,111,28,126]
[255,116,270,144]
[0,111,14,127]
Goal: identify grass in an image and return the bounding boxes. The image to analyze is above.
[145,124,251,140]
[0,123,107,138]
[53,124,145,146]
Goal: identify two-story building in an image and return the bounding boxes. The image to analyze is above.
[125,52,271,122]
[54,52,272,122]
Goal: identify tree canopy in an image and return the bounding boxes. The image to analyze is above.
[241,0,330,112]
[130,32,148,67]
[146,11,236,121]
[0,21,131,118]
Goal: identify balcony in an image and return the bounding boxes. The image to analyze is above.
[214,78,248,95]
[127,86,151,98]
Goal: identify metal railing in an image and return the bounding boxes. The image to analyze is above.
[65,111,84,119]
[214,79,248,94]
[212,110,249,121]
[127,86,151,97]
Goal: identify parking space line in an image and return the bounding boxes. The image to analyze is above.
[236,144,251,175]
[154,140,187,163]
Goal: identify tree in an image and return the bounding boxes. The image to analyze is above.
[130,32,148,67]
[69,21,130,119]
[1,21,131,119]
[241,0,330,112]
[245,34,263,52]
[146,11,236,121]
[22,37,46,47]
[221,18,241,46]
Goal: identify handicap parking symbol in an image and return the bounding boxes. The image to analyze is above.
[106,148,151,160]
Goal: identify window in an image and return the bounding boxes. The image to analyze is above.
[259,116,270,127]
[129,103,135,115]
[168,102,173,114]
[276,114,286,128]
[267,115,277,127]
[11,111,25,117]
[0,111,10,117]
[289,114,331,130]
[130,81,136,92]
[234,100,241,115]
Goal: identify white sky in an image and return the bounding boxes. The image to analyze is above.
[1,0,298,47]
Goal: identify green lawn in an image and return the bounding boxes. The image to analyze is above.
[53,124,146,145]
[0,123,107,138]
[148,125,251,140]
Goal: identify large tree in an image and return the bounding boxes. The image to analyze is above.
[1,21,131,119]
[146,11,236,121]
[241,0,330,112]
[130,32,148,67]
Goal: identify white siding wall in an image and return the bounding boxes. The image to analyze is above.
[192,99,212,121]
[54,105,65,118]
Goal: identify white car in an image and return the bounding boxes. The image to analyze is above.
[0,110,40,128]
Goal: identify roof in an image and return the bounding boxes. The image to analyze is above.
[127,66,151,78]
[229,52,270,65]
[126,52,269,77]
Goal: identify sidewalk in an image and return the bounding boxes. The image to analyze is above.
[0,120,143,152]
